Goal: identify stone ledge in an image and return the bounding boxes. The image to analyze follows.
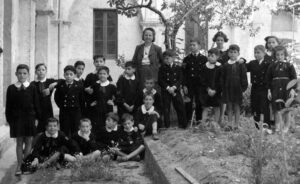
[0,125,13,159]
[144,137,190,184]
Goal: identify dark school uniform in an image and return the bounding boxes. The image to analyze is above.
[182,52,207,121]
[5,82,41,138]
[158,63,187,128]
[221,60,248,104]
[135,105,158,135]
[91,80,116,130]
[246,59,271,123]
[84,72,112,125]
[31,78,57,133]
[71,131,99,155]
[54,80,84,137]
[118,128,144,155]
[22,131,75,170]
[116,74,141,117]
[200,63,222,107]
[266,61,297,110]
[96,125,122,150]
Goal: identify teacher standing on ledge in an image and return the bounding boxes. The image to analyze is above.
[132,27,163,89]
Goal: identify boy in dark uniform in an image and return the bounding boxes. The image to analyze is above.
[158,50,187,128]
[182,38,207,123]
[84,55,112,125]
[246,45,272,131]
[116,61,141,118]
[54,65,84,137]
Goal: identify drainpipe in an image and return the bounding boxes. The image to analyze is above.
[57,0,61,78]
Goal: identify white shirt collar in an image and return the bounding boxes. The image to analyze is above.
[45,131,58,138]
[228,59,237,65]
[124,74,135,80]
[143,88,157,95]
[141,104,155,114]
[96,80,110,86]
[35,77,47,83]
[206,62,216,69]
[78,130,91,139]
[266,50,272,56]
[15,81,30,88]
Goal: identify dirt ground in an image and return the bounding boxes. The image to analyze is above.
[157,116,300,184]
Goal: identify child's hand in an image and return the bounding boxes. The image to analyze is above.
[289,89,296,98]
[107,100,114,106]
[85,87,93,95]
[31,158,39,167]
[150,110,160,118]
[42,88,50,96]
[138,124,145,131]
[134,127,138,132]
[127,105,134,112]
[267,90,272,100]
[49,82,57,90]
[238,58,246,63]
[183,86,188,94]
[90,101,97,106]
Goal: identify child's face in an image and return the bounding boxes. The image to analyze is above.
[143,30,154,43]
[98,69,108,82]
[125,66,135,77]
[80,121,91,134]
[75,65,85,78]
[254,49,265,61]
[16,69,29,83]
[106,117,117,129]
[144,79,155,90]
[94,58,105,70]
[208,53,218,64]
[228,49,240,61]
[64,70,75,83]
[275,50,285,62]
[46,122,59,135]
[123,120,134,131]
[144,95,154,109]
[164,56,174,65]
[267,38,279,50]
[35,65,47,79]
[216,36,225,48]
[190,42,200,53]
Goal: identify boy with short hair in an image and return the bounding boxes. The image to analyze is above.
[74,60,85,85]
[182,38,207,123]
[143,77,162,114]
[117,113,145,162]
[158,50,187,128]
[84,55,112,125]
[116,61,141,118]
[54,65,84,137]
[21,118,77,173]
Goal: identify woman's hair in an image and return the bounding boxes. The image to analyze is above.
[212,31,229,42]
[273,45,288,58]
[142,27,156,42]
[97,66,110,75]
[35,63,47,71]
[16,64,30,73]
[264,36,280,50]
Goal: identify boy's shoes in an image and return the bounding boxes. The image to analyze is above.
[152,134,159,140]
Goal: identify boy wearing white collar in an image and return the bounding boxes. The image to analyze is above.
[74,60,85,85]
[6,64,41,176]
[221,44,248,131]
[71,118,101,160]
[90,66,116,130]
[117,113,145,162]
[116,61,140,118]
[135,92,159,140]
[22,118,77,174]
[143,78,162,114]
[54,65,85,137]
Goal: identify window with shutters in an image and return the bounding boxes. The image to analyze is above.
[94,10,118,59]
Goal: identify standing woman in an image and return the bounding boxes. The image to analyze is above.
[264,36,280,63]
[132,27,163,89]
[212,31,229,65]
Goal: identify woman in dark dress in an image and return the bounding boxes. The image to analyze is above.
[5,64,40,175]
[31,63,57,133]
[132,27,163,89]
[212,31,229,65]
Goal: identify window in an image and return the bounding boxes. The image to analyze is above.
[94,10,118,59]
